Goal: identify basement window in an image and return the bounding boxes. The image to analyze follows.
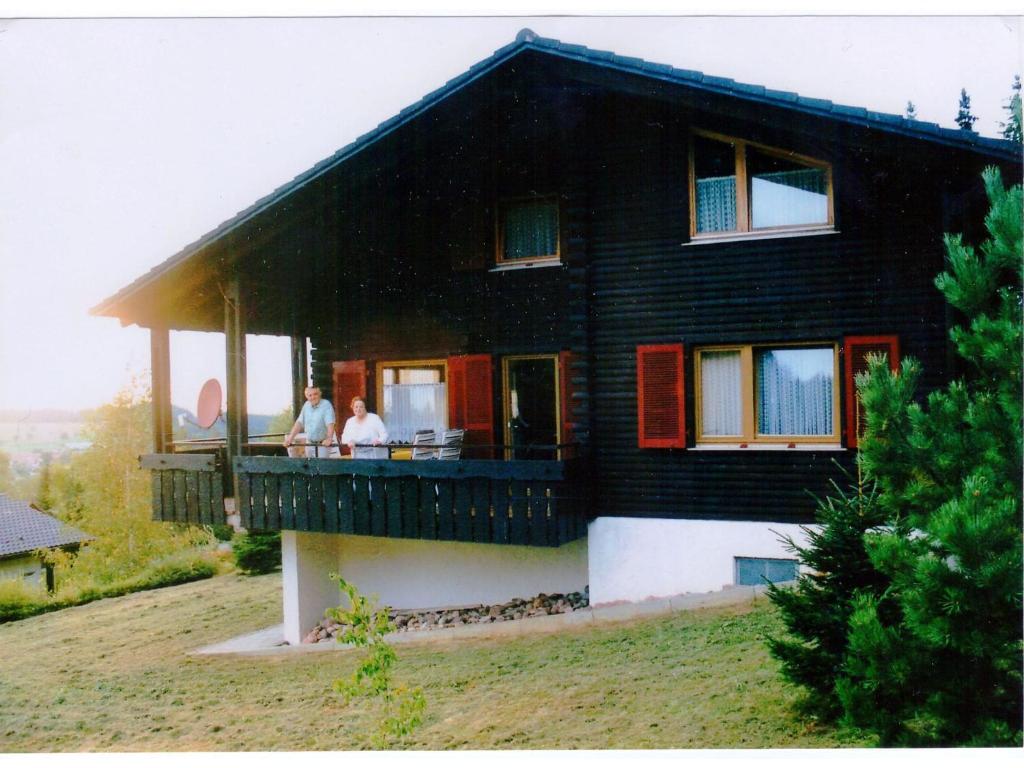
[735,557,799,586]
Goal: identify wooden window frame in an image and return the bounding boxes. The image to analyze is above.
[375,358,448,432]
[694,342,840,445]
[688,128,834,240]
[500,354,561,456]
[495,195,562,267]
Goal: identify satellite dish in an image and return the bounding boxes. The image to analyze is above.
[195,379,223,430]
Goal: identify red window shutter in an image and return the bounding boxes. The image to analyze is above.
[558,350,577,446]
[447,354,494,453]
[843,336,900,448]
[332,360,367,454]
[637,344,686,448]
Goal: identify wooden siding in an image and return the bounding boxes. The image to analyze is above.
[233,456,588,546]
[583,98,953,523]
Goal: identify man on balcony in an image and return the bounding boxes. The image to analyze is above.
[283,386,337,458]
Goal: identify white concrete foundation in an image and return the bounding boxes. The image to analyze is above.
[281,531,588,644]
[281,530,341,645]
[586,517,811,605]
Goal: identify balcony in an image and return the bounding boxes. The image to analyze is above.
[141,444,588,547]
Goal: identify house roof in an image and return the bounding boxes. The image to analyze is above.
[92,27,1021,320]
[0,493,92,559]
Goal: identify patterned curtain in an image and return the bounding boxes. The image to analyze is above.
[695,176,737,233]
[382,383,448,443]
[700,350,742,436]
[756,350,833,436]
[751,169,827,228]
[504,201,558,259]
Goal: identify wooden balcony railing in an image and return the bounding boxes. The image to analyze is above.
[140,449,589,547]
[234,455,588,547]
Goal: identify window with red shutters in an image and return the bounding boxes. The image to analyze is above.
[843,335,900,448]
[447,354,494,454]
[332,360,367,454]
[637,344,686,448]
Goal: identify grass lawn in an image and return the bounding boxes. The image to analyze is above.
[0,572,871,751]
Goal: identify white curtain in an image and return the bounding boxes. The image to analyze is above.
[756,349,833,436]
[504,201,558,259]
[751,169,827,228]
[382,383,448,443]
[700,350,742,436]
[695,176,737,233]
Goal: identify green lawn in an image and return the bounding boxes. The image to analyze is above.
[0,572,870,750]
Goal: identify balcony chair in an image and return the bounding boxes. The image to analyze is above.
[438,428,465,460]
[410,429,438,460]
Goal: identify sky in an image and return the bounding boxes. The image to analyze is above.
[0,13,1020,416]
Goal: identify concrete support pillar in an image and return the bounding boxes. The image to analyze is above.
[281,531,341,645]
[149,325,172,453]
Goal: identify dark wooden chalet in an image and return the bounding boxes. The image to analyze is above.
[93,30,1020,626]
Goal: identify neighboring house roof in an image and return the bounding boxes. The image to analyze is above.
[0,493,92,559]
[91,27,1021,318]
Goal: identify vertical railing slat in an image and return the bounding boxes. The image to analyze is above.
[237,472,253,530]
[294,474,309,531]
[418,478,436,540]
[308,475,324,532]
[353,476,370,534]
[453,480,472,541]
[385,477,402,537]
[322,475,338,533]
[490,479,510,545]
[265,473,280,530]
[369,478,386,536]
[528,481,548,546]
[471,478,490,543]
[509,479,529,545]
[198,471,212,525]
[338,476,355,534]
[436,479,454,541]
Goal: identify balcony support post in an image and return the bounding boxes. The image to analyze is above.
[290,335,308,420]
[149,324,173,453]
[224,275,248,493]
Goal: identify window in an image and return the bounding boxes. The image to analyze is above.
[376,360,447,443]
[496,196,560,265]
[689,130,833,238]
[735,557,799,586]
[695,344,839,444]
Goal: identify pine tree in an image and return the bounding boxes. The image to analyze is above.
[905,100,917,120]
[955,88,978,132]
[1000,75,1022,143]
[766,470,890,720]
[836,167,1022,746]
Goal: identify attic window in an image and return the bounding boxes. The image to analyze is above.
[497,197,560,265]
[689,130,833,239]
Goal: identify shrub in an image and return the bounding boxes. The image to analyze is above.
[232,531,281,575]
[0,579,49,623]
[210,524,235,542]
[329,576,426,747]
[766,473,889,720]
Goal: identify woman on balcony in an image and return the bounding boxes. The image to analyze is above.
[341,396,389,459]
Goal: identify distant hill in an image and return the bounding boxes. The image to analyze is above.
[171,406,276,441]
[0,409,84,423]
